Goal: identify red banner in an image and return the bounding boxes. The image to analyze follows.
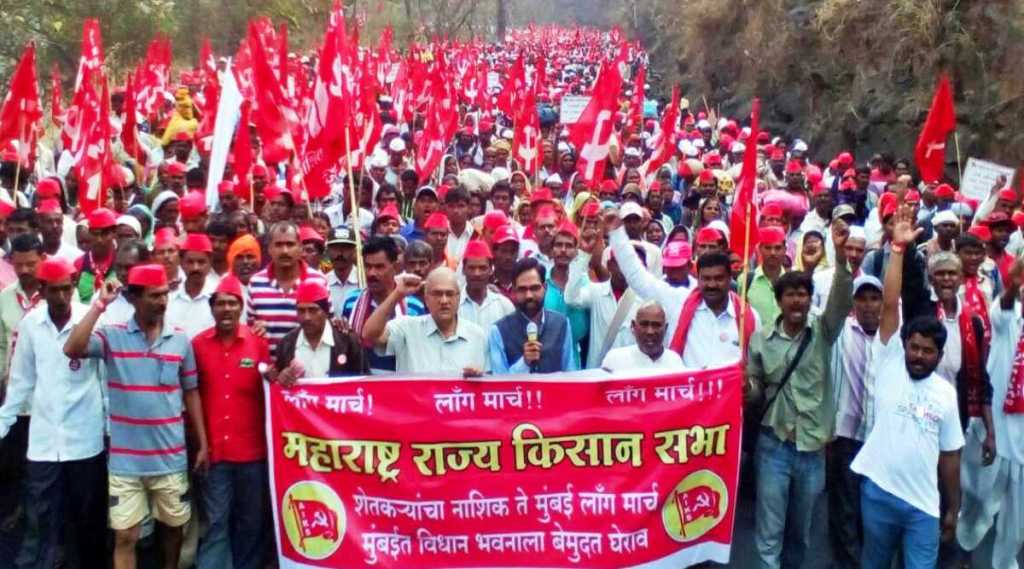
[266,366,742,568]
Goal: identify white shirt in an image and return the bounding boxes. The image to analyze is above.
[328,269,360,319]
[602,345,685,373]
[458,287,514,337]
[982,303,1024,465]
[324,204,374,231]
[851,335,964,517]
[446,223,475,262]
[935,297,963,386]
[51,240,83,263]
[682,299,759,369]
[165,277,217,339]
[565,266,640,369]
[608,226,694,344]
[295,324,333,378]
[382,314,486,374]
[0,303,104,462]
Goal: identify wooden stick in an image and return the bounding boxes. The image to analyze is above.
[344,126,367,289]
[12,117,25,197]
[954,131,963,185]
[737,201,753,357]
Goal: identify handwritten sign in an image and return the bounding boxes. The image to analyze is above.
[559,96,592,125]
[961,158,1016,202]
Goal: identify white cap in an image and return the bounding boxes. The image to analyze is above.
[697,119,711,130]
[847,225,867,241]
[792,139,809,152]
[692,139,706,150]
[544,173,563,186]
[619,202,645,219]
[379,95,393,103]
[932,210,959,226]
[369,151,389,168]
[624,147,642,158]
[717,117,729,131]
[388,137,406,152]
[491,167,511,183]
[500,128,514,140]
[116,215,141,236]
[731,141,746,154]
[557,141,571,154]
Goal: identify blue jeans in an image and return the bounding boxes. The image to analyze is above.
[860,478,938,569]
[754,428,825,569]
[197,461,269,569]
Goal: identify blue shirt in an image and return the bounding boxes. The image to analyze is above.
[85,318,197,476]
[400,223,427,243]
[543,276,588,369]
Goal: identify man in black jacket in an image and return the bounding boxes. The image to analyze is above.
[275,280,367,383]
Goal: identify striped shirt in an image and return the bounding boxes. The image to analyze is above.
[247,262,328,356]
[85,318,197,476]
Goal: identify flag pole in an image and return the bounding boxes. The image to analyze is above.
[12,117,26,197]
[954,131,963,185]
[344,126,366,288]
[737,201,752,356]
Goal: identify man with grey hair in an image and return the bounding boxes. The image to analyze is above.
[361,267,487,375]
[601,301,684,373]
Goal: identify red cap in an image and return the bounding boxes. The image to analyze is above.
[534,204,558,223]
[153,227,180,249]
[37,199,61,215]
[556,220,579,241]
[842,168,857,180]
[436,184,451,202]
[784,160,803,174]
[998,188,1017,202]
[600,179,619,192]
[165,161,187,176]
[492,225,520,245]
[378,204,401,222]
[214,274,244,300]
[968,225,992,242]
[36,178,61,199]
[695,227,722,245]
[698,169,716,183]
[127,264,169,287]
[760,202,784,219]
[530,188,554,205]
[463,240,493,260]
[983,211,1013,226]
[662,241,692,267]
[579,201,601,218]
[483,210,509,232]
[810,182,828,196]
[934,184,956,199]
[758,226,787,245]
[877,192,898,222]
[251,164,270,178]
[173,131,193,142]
[837,151,854,166]
[181,233,213,253]
[1013,211,1024,229]
[424,212,450,231]
[295,280,330,305]
[217,180,235,195]
[299,225,324,244]
[703,152,722,167]
[840,178,857,191]
[87,208,117,230]
[179,191,207,220]
[904,190,921,204]
[36,257,75,283]
[769,147,786,161]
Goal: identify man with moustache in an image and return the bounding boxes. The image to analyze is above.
[852,205,963,569]
[341,237,426,373]
[601,302,684,372]
[0,258,105,568]
[362,267,486,375]
[193,275,273,569]
[488,257,577,374]
[166,234,217,339]
[275,280,367,382]
[325,227,360,319]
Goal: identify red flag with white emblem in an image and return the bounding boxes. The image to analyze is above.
[0,43,43,156]
[248,23,298,165]
[512,88,540,174]
[729,98,761,263]
[75,77,112,214]
[569,61,623,185]
[61,19,104,154]
[640,85,679,178]
[914,74,956,183]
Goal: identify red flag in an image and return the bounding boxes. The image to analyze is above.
[248,24,298,164]
[496,55,524,117]
[278,23,290,85]
[232,101,254,197]
[626,66,646,134]
[914,74,956,183]
[0,43,43,154]
[675,485,721,536]
[76,77,112,214]
[640,85,680,178]
[512,88,541,174]
[120,75,142,162]
[62,20,104,153]
[289,499,338,549]
[729,99,761,262]
[570,62,623,185]
[50,65,63,129]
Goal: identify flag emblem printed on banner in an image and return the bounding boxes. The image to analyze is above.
[282,480,346,561]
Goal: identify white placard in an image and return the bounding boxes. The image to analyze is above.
[559,95,592,124]
[487,72,500,91]
[961,157,1016,202]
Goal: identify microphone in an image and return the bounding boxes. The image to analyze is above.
[526,321,539,373]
